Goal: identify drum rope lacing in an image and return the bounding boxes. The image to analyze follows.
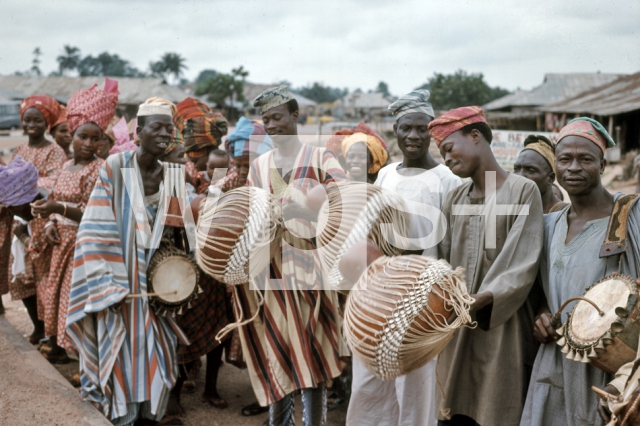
[318,183,407,290]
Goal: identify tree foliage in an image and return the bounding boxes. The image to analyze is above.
[195,69,218,83]
[375,81,390,97]
[296,83,348,103]
[57,45,81,76]
[78,52,145,77]
[417,70,510,110]
[31,47,42,76]
[150,52,188,83]
[195,66,249,108]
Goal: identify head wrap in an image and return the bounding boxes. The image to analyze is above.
[20,95,61,129]
[208,112,229,137]
[557,117,615,154]
[388,89,435,119]
[183,117,221,152]
[341,132,389,174]
[175,98,210,132]
[50,106,68,133]
[326,122,387,156]
[253,85,294,115]
[0,156,39,207]
[137,97,176,117]
[427,106,487,147]
[67,78,119,132]
[521,135,556,173]
[165,127,184,155]
[226,117,273,159]
[109,117,138,155]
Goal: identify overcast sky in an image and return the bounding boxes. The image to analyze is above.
[1,0,638,96]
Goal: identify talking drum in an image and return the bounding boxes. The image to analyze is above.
[553,274,640,374]
[316,182,408,291]
[343,255,475,380]
[195,186,281,285]
[147,244,201,317]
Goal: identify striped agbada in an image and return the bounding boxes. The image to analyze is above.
[236,144,346,406]
[65,151,188,425]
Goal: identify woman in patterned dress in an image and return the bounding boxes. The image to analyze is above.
[10,96,66,343]
[32,123,104,363]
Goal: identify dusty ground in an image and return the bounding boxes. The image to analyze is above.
[1,294,348,426]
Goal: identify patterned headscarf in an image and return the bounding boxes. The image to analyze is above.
[253,85,294,115]
[67,78,120,132]
[20,95,62,129]
[109,117,138,155]
[326,122,387,156]
[183,117,220,151]
[175,98,210,131]
[341,132,389,174]
[165,127,184,155]
[0,156,39,207]
[557,117,615,154]
[50,105,68,133]
[521,135,556,173]
[226,117,273,158]
[137,97,176,117]
[388,89,435,119]
[427,106,487,147]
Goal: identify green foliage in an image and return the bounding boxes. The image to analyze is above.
[57,45,81,76]
[375,81,390,97]
[78,52,145,77]
[417,70,510,110]
[296,83,348,103]
[195,66,249,108]
[196,69,218,83]
[31,47,42,76]
[150,52,188,84]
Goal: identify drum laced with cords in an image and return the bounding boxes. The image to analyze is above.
[552,273,640,374]
[143,241,202,317]
[194,186,282,341]
[343,255,475,381]
[316,182,408,291]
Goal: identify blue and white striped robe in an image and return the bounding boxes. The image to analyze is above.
[66,151,189,425]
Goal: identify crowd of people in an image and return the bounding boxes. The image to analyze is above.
[0,78,638,426]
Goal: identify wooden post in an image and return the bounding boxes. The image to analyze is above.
[608,116,614,137]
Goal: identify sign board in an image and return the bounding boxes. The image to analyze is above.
[491,130,558,171]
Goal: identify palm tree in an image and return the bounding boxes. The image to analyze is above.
[158,53,188,84]
[57,45,81,76]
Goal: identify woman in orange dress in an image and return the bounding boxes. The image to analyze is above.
[10,96,66,343]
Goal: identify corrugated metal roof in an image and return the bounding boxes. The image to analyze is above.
[339,92,392,108]
[243,83,318,107]
[0,76,188,105]
[484,73,623,111]
[540,71,640,116]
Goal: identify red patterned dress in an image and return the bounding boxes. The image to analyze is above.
[0,158,12,297]
[9,143,66,302]
[39,158,103,348]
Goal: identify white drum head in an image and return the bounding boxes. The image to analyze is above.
[152,256,197,303]
[570,278,631,344]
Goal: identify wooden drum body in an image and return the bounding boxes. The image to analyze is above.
[195,186,281,285]
[343,255,474,380]
[556,274,640,374]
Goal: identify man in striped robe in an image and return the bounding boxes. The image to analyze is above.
[235,86,347,426]
[66,98,189,425]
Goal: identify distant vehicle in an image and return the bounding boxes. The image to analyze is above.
[0,102,21,130]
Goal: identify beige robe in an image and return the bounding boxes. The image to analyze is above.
[438,173,543,426]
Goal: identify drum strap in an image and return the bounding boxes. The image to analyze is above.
[599,194,640,258]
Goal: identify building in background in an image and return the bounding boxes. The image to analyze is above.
[483,73,623,131]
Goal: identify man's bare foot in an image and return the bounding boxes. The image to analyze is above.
[202,392,228,409]
[165,394,186,417]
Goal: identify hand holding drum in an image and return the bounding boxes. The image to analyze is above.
[343,254,475,380]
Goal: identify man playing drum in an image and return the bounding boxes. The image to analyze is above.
[430,107,544,426]
[347,89,461,426]
[235,86,347,426]
[521,118,640,426]
[66,98,189,425]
